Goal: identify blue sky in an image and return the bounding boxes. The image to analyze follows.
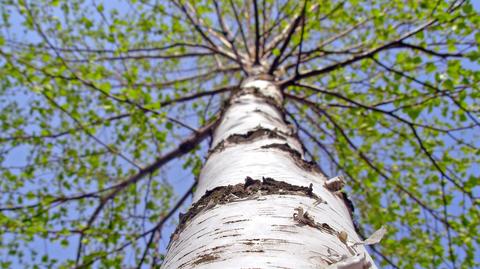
[1,1,479,268]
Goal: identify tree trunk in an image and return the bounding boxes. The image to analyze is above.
[161,74,376,268]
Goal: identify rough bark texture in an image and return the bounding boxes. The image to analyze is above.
[161,76,375,269]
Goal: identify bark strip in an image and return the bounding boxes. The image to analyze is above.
[260,142,323,173]
[208,127,291,156]
[169,176,323,246]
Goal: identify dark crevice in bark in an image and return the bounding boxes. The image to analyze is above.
[223,219,249,224]
[336,191,355,215]
[179,241,239,268]
[211,228,244,236]
[176,245,206,263]
[189,253,219,266]
[260,143,323,174]
[168,177,324,248]
[208,127,294,156]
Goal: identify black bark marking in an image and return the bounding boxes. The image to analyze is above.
[224,219,250,224]
[169,177,322,245]
[176,245,208,264]
[218,234,242,238]
[221,214,244,220]
[178,245,230,268]
[208,127,291,156]
[244,176,257,189]
[211,228,244,236]
[242,250,265,253]
[196,213,220,225]
[191,254,218,266]
[210,244,234,252]
[260,143,323,174]
[238,238,302,249]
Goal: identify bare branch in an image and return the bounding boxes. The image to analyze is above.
[136,182,196,269]
[65,51,215,63]
[295,0,308,76]
[74,116,219,265]
[171,0,237,62]
[371,57,480,128]
[72,182,196,269]
[4,39,217,55]
[399,41,466,58]
[262,3,316,60]
[112,66,240,89]
[213,0,248,74]
[267,1,308,74]
[253,0,261,64]
[287,91,475,202]
[283,19,437,85]
[260,2,291,47]
[290,96,453,228]
[229,0,252,59]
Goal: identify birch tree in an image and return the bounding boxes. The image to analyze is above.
[0,0,479,268]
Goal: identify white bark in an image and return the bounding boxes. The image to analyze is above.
[162,78,376,269]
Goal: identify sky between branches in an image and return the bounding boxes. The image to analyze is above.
[0,0,479,268]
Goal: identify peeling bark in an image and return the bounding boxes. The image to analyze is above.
[169,176,323,243]
[208,127,289,157]
[161,77,376,268]
[260,143,323,173]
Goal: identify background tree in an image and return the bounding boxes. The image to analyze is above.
[0,0,479,268]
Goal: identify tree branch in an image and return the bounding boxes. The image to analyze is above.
[213,0,248,74]
[136,182,196,269]
[267,2,308,74]
[74,116,219,265]
[252,0,261,65]
[287,85,475,201]
[287,93,464,229]
[399,41,466,58]
[283,19,437,85]
[371,57,480,128]
[229,0,252,59]
[172,0,237,62]
[295,0,308,76]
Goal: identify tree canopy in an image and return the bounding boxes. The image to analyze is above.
[0,0,479,268]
